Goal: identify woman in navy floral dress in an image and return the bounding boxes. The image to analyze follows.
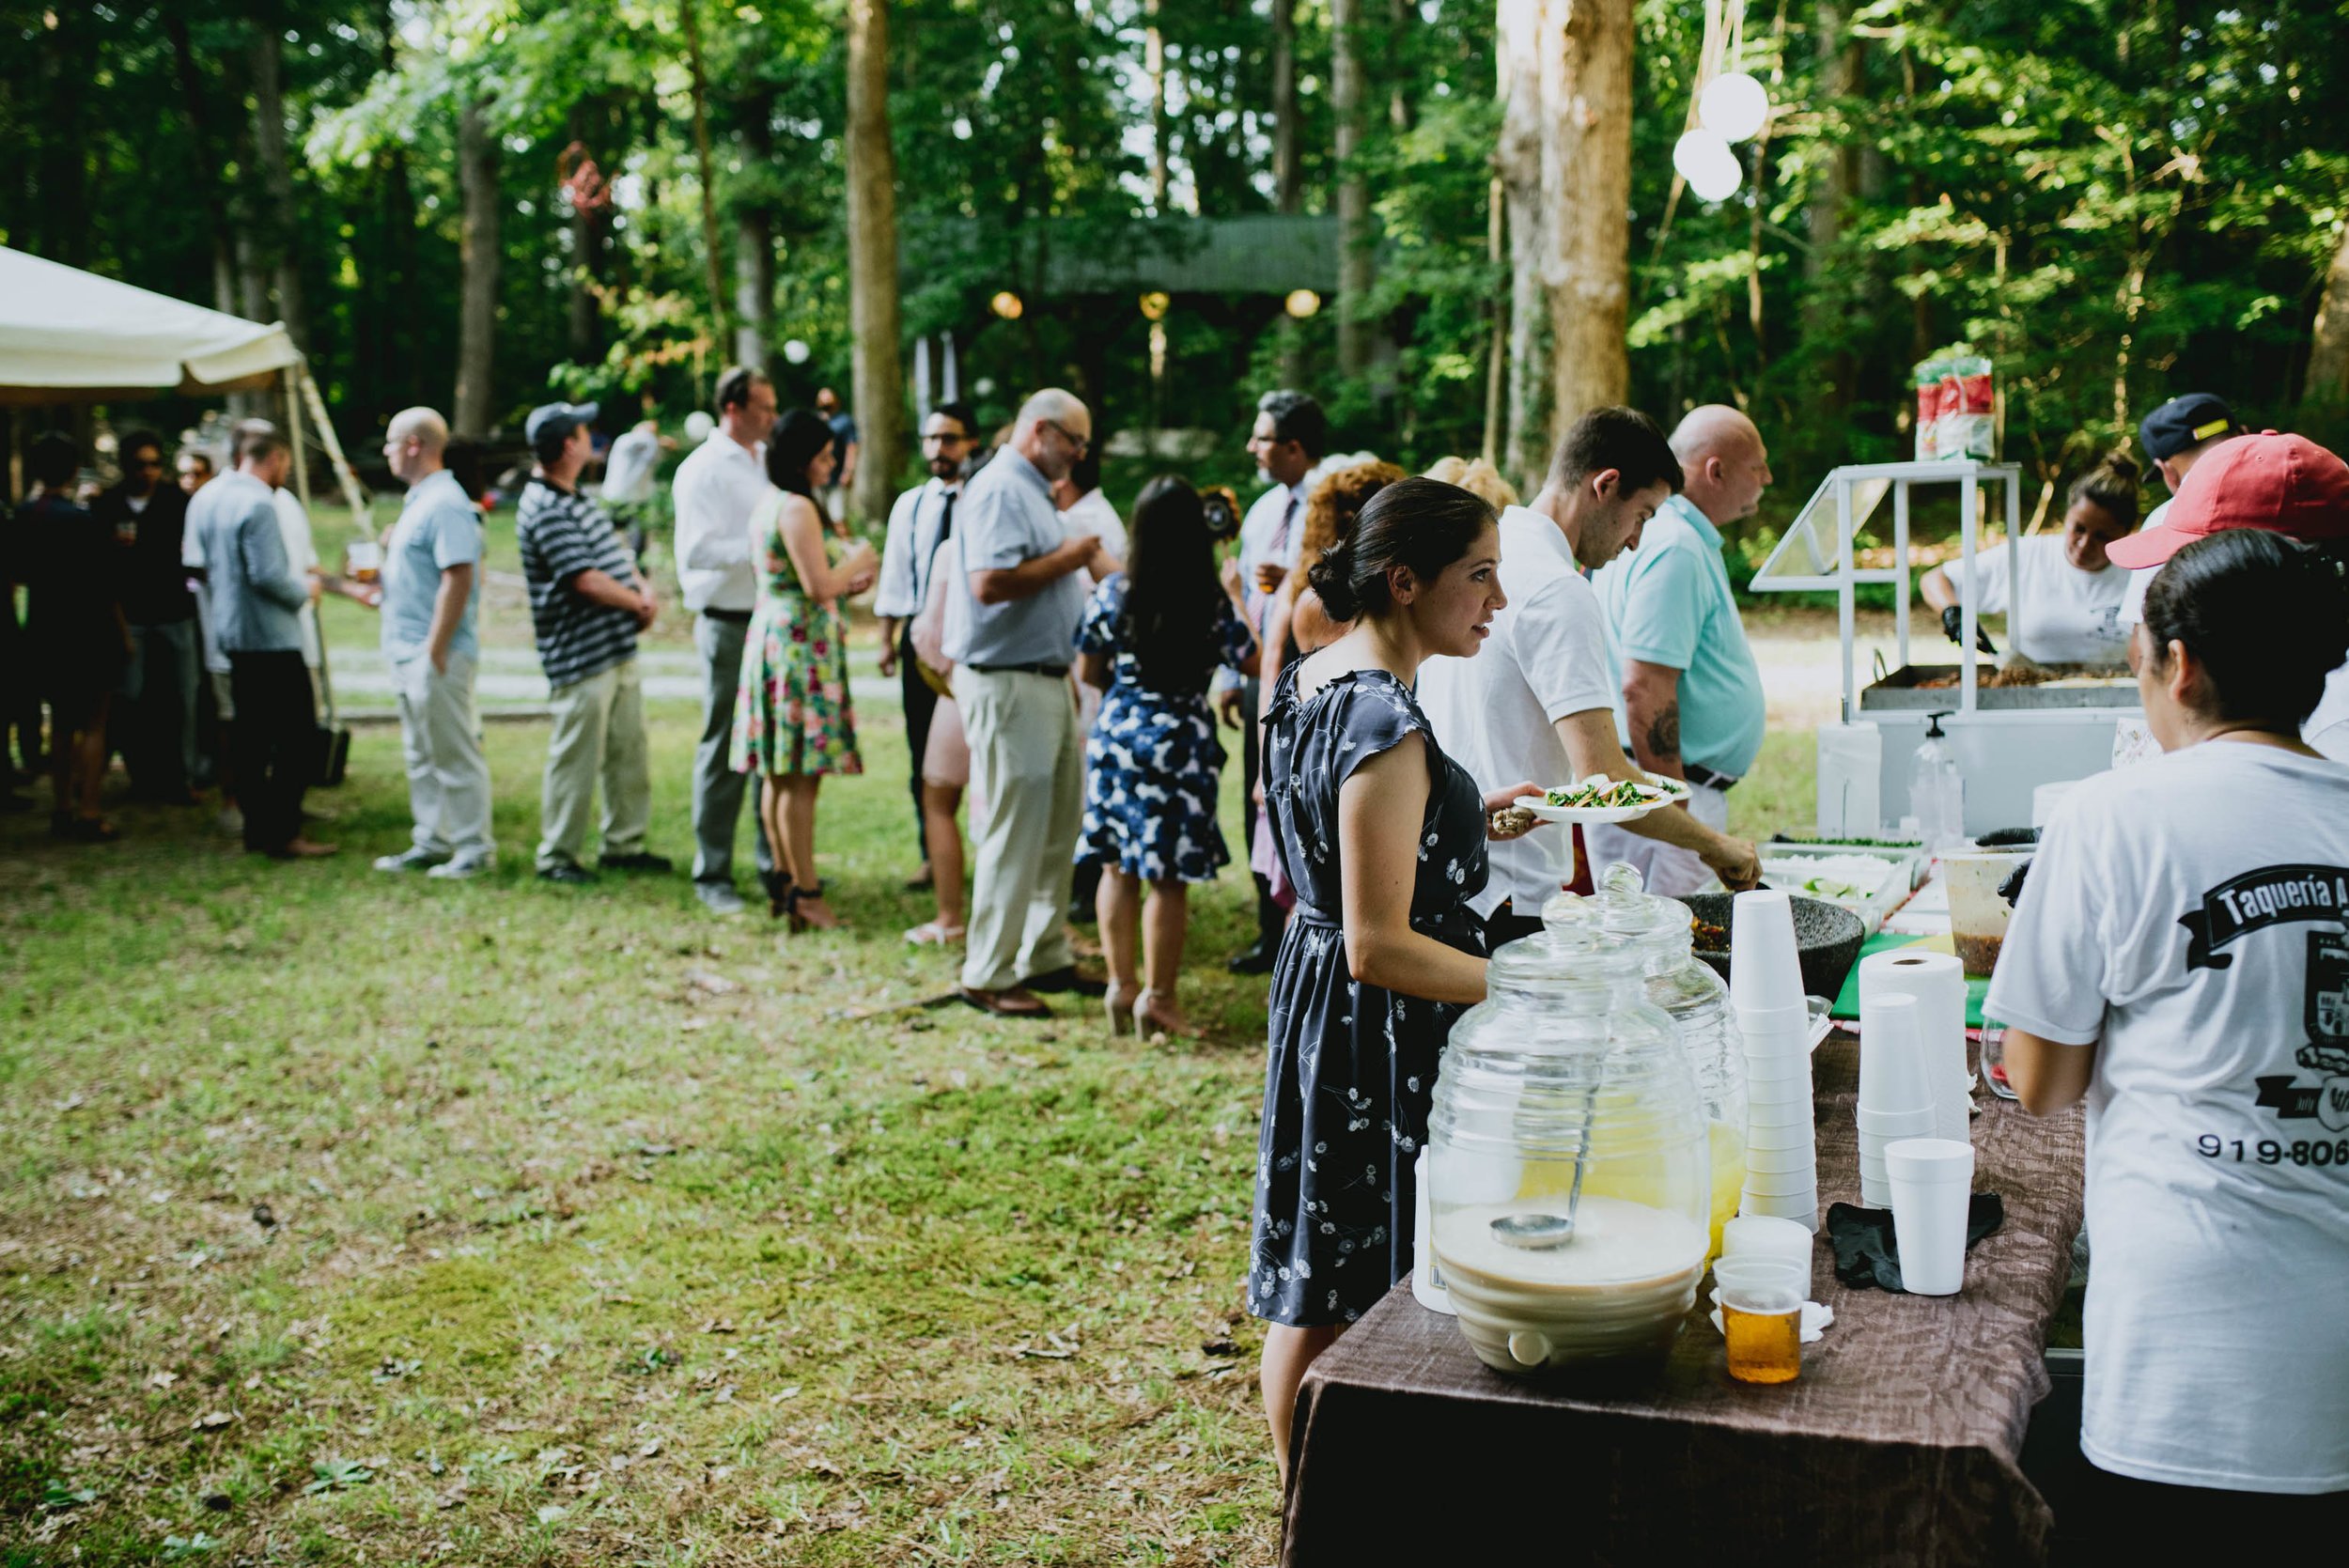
[1246,477,1547,1482]
[1076,477,1259,1038]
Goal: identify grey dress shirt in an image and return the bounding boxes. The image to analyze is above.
[944,447,1088,669]
[187,471,308,654]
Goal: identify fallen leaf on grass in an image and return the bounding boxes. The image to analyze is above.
[635,1438,661,1458]
[148,1370,179,1389]
[192,1411,233,1432]
[683,970,739,996]
[1199,1339,1240,1358]
[536,1504,566,1525]
[699,1318,736,1335]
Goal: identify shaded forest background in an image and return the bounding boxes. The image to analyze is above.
[7,0,2349,543]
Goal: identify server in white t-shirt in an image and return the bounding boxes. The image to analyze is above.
[1921,453,2140,666]
[1419,408,1761,949]
[1991,528,2349,1529]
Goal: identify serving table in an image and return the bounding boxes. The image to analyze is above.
[1279,1035,2085,1567]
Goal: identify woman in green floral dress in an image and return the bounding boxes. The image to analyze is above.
[730,408,878,929]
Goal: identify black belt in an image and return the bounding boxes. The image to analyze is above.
[1684,763,1740,791]
[966,661,1069,679]
[699,607,753,625]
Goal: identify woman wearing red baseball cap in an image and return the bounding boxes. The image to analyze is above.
[2110,431,2349,759]
[1990,527,2349,1543]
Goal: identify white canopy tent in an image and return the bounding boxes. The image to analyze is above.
[0,246,370,526]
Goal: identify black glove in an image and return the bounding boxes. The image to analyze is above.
[1997,858,2031,908]
[1941,603,1998,657]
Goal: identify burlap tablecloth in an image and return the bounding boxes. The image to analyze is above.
[1281,1035,2086,1567]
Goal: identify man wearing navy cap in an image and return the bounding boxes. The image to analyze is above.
[517,401,669,884]
[2118,394,2246,632]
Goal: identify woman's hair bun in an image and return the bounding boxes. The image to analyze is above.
[1306,541,1362,622]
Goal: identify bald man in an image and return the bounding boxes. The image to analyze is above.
[946,388,1113,1016]
[1587,405,1772,894]
[365,407,494,877]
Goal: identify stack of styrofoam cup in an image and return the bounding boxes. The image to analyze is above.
[1885,1137,1975,1295]
[1732,890,1817,1232]
[1859,949,1971,1143]
[1858,993,1937,1207]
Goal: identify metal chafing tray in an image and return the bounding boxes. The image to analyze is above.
[1860,663,2139,712]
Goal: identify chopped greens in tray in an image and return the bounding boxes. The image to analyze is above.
[1538,774,1688,810]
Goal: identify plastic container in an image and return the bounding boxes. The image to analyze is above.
[1944,848,2034,976]
[1908,712,1965,853]
[1555,868,1749,1264]
[1428,920,1712,1376]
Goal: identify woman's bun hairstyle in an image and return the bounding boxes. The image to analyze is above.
[2144,529,2349,728]
[1306,475,1496,624]
[2070,448,2143,525]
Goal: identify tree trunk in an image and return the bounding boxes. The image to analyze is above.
[248,22,309,353]
[1804,3,1861,410]
[1496,0,1548,486]
[846,0,904,526]
[1538,0,1633,436]
[164,13,241,316]
[679,0,731,346]
[567,103,606,365]
[2307,221,2349,406]
[455,97,501,440]
[1270,0,1299,212]
[733,97,775,370]
[1388,0,1412,132]
[1146,0,1170,210]
[1331,0,1373,377]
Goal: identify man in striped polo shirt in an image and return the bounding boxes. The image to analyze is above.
[516,402,672,885]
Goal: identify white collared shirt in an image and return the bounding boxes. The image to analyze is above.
[1419,505,1618,917]
[874,476,962,620]
[670,433,770,612]
[1059,486,1128,563]
[1237,477,1309,616]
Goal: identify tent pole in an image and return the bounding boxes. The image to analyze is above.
[285,365,315,520]
[297,361,373,537]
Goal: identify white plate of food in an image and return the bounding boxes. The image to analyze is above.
[1514,773,1691,826]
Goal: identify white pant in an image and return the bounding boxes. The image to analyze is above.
[537,658,651,870]
[1582,781,1730,895]
[954,666,1081,992]
[392,649,494,862]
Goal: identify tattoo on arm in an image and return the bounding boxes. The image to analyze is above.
[1645,702,1682,763]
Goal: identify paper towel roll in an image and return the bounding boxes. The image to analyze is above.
[1859,950,1971,1143]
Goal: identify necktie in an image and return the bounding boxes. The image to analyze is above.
[916,487,957,606]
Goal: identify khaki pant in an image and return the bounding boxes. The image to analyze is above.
[537,658,651,871]
[392,649,494,862]
[1582,780,1731,896]
[954,665,1081,992]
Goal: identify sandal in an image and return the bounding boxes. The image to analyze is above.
[1132,988,1196,1040]
[1102,982,1140,1038]
[788,882,843,934]
[904,920,967,946]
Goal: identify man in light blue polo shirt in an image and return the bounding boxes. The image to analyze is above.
[366,406,493,878]
[947,388,1112,1017]
[1589,404,1771,893]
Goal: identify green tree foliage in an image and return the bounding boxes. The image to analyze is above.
[2,0,2343,512]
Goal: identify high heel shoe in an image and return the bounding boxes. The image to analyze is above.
[787,881,842,934]
[1102,983,1139,1037]
[1131,988,1194,1040]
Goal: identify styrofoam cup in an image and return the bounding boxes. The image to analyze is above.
[1720,1215,1813,1273]
[1857,1105,1937,1135]
[1748,1077,1813,1110]
[1858,993,1936,1118]
[1885,1138,1974,1295]
[1743,1049,1814,1081]
[1740,1192,1819,1230]
[1712,1254,1806,1298]
[1735,1000,1812,1035]
[1730,890,1805,1013]
[1740,1165,1817,1198]
[1743,1141,1815,1175]
[1743,1124,1815,1155]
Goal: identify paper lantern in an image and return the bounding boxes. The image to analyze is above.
[989,290,1024,320]
[1699,72,1770,143]
[1672,130,1743,204]
[683,411,715,443]
[1139,290,1171,321]
[1284,288,1321,318]
[781,338,812,365]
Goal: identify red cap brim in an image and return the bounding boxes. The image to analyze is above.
[2102,526,2191,570]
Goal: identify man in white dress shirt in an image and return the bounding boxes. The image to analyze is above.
[670,366,780,916]
[1421,408,1762,949]
[874,399,979,888]
[1221,388,1324,973]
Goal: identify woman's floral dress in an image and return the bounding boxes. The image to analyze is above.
[1075,573,1256,883]
[1247,666,1488,1327]
[730,490,862,777]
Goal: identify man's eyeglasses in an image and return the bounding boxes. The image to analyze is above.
[1043,419,1090,454]
[920,430,972,447]
[129,456,163,470]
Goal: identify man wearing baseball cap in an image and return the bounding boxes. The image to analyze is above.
[2115,394,2247,629]
[2106,429,2349,758]
[516,400,671,882]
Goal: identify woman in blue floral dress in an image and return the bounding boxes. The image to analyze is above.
[1076,477,1259,1038]
[1246,477,1546,1482]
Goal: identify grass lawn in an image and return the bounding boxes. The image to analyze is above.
[2,505,1825,1564]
